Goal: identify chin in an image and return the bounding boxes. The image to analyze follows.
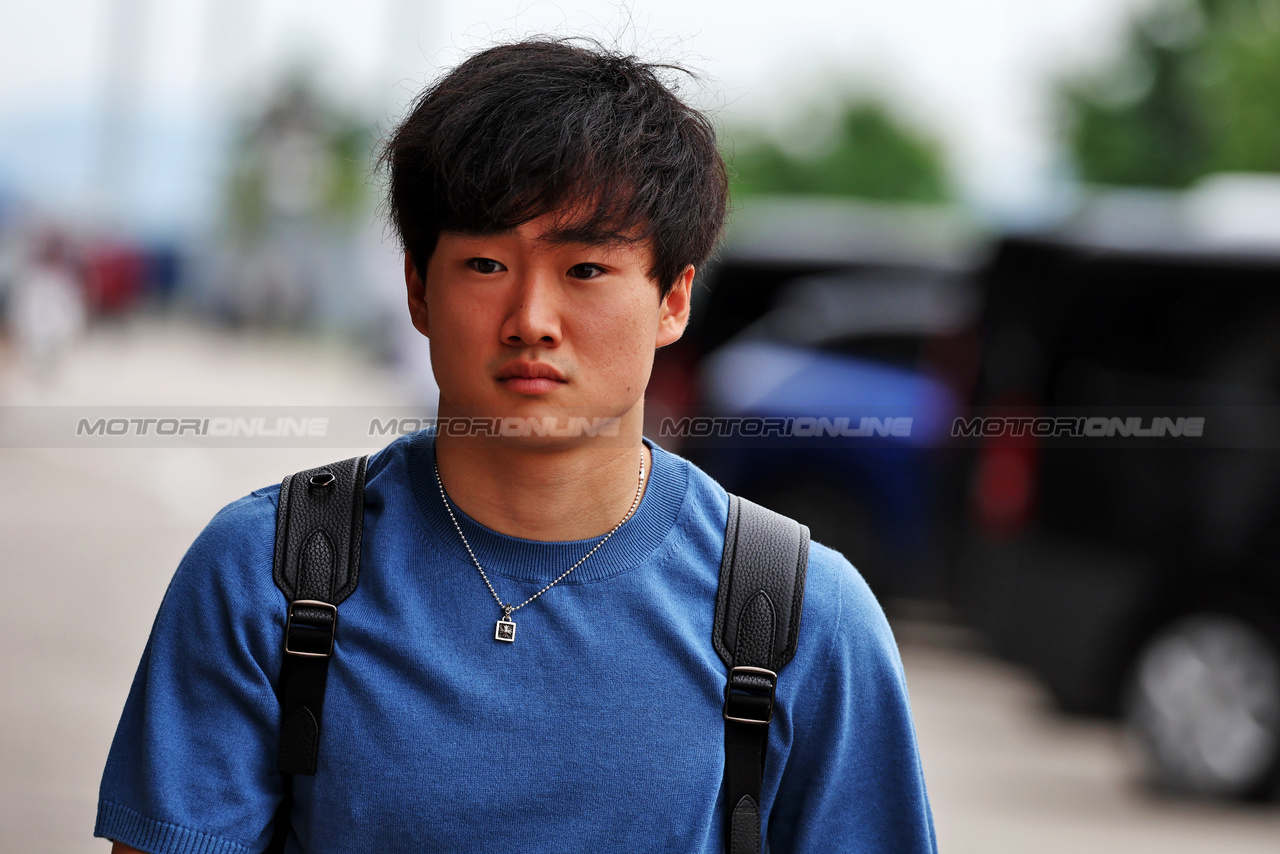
[433,403,624,445]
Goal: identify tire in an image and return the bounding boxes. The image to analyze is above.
[1123,612,1280,800]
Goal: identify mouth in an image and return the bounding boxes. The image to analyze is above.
[496,361,568,395]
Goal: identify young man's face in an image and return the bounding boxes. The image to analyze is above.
[405,210,693,442]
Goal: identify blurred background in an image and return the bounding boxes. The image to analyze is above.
[3,0,1280,851]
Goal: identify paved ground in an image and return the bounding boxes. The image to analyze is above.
[900,632,1280,853]
[2,318,1277,853]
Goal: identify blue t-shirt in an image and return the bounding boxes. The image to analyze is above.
[97,431,936,853]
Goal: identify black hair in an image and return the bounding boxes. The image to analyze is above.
[380,39,729,297]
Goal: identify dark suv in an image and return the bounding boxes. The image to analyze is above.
[959,224,1280,800]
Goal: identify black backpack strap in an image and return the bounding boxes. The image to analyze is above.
[714,494,810,854]
[267,455,368,853]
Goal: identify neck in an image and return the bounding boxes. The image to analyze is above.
[433,416,652,542]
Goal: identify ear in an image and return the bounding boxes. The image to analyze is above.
[655,265,695,349]
[405,252,429,338]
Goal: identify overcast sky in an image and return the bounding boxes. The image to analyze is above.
[1,0,1157,228]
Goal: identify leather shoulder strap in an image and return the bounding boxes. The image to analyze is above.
[267,455,368,854]
[714,494,809,672]
[273,455,367,606]
[715,493,810,854]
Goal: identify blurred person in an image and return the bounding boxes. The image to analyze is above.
[95,39,936,854]
[5,231,85,372]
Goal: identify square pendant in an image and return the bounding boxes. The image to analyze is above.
[495,618,516,642]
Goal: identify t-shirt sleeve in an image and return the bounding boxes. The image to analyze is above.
[96,488,285,854]
[766,543,938,853]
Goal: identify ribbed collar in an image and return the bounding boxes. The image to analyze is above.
[406,431,688,584]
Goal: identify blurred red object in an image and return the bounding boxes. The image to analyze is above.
[970,399,1040,539]
[83,244,146,314]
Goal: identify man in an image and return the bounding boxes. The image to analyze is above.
[97,39,937,853]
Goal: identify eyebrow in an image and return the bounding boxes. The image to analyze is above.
[538,227,641,249]
[449,226,643,250]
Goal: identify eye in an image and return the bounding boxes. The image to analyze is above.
[568,263,605,280]
[466,258,506,274]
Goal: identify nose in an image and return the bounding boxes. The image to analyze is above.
[500,267,562,347]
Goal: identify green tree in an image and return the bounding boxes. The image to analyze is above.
[727,99,950,202]
[226,75,376,234]
[1062,0,1280,187]
[1201,0,1280,173]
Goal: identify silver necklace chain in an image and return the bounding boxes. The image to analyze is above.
[433,448,645,629]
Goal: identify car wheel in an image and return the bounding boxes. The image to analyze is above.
[1123,612,1280,799]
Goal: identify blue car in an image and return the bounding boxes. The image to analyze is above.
[676,266,978,602]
